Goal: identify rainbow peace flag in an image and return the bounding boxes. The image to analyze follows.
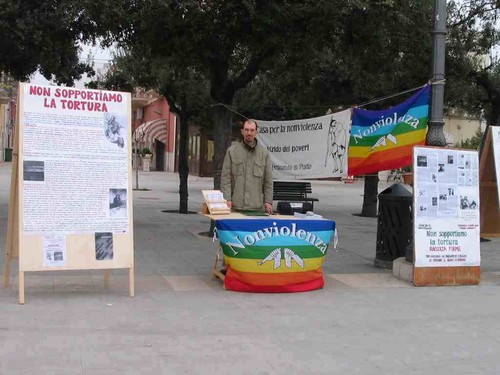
[216,218,335,293]
[348,85,430,176]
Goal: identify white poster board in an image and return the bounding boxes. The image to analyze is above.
[256,110,351,179]
[7,83,134,303]
[413,146,480,268]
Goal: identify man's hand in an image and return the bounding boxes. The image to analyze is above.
[227,200,232,210]
[264,203,273,215]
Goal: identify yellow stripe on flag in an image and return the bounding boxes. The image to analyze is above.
[348,128,427,158]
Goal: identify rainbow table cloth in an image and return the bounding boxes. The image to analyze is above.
[216,218,335,292]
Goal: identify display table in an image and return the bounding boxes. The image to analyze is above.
[208,213,336,293]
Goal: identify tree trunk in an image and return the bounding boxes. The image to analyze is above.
[178,95,189,213]
[361,175,379,217]
[212,104,233,189]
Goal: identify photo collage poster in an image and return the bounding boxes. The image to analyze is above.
[413,146,480,267]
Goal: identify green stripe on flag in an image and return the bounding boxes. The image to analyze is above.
[221,244,328,259]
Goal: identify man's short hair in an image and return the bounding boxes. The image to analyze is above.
[242,119,258,129]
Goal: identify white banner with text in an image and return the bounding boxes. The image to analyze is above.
[256,110,351,179]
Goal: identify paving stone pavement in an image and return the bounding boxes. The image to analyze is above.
[0,161,499,375]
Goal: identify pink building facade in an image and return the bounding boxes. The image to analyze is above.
[132,90,177,172]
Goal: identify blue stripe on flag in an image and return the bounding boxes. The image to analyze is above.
[215,219,335,232]
[218,229,334,247]
[352,85,430,126]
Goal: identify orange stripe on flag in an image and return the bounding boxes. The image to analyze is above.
[348,142,424,175]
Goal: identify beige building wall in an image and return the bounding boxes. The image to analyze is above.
[443,115,481,146]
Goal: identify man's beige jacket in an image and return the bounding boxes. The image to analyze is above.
[221,141,273,211]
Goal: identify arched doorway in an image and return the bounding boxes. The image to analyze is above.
[155,139,165,171]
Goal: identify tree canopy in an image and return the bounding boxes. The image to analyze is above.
[235,0,435,120]
[0,0,101,84]
[446,0,500,126]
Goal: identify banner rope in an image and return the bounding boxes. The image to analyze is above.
[209,80,441,119]
[354,80,442,109]
[210,103,249,120]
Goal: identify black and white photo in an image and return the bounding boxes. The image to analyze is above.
[417,155,427,167]
[95,232,114,260]
[103,113,127,150]
[23,160,45,181]
[109,188,127,218]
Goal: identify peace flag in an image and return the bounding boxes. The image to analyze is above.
[348,85,431,176]
[216,218,335,293]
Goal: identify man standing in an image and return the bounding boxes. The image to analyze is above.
[221,119,274,214]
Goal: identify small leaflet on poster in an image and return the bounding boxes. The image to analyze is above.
[95,232,113,260]
[43,235,66,267]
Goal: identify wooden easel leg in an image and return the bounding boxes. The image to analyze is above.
[4,258,11,287]
[129,268,135,297]
[212,247,220,279]
[212,247,225,281]
[103,270,110,288]
[18,271,25,305]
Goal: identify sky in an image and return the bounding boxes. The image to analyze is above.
[30,44,113,88]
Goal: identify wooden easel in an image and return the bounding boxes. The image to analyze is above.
[479,127,500,238]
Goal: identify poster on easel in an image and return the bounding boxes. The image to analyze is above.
[4,83,134,303]
[413,146,480,286]
[479,126,500,237]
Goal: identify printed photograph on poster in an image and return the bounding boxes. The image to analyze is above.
[43,235,66,267]
[103,113,127,150]
[95,232,113,260]
[437,184,458,218]
[415,148,438,184]
[415,182,438,218]
[437,150,458,184]
[460,194,478,210]
[109,188,127,218]
[417,155,427,167]
[418,203,428,213]
[23,160,45,182]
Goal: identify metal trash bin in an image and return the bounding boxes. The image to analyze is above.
[374,183,412,269]
[4,147,12,162]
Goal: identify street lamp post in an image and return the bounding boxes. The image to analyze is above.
[427,0,447,147]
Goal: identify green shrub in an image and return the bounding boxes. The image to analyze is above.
[141,147,152,156]
[457,128,483,150]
